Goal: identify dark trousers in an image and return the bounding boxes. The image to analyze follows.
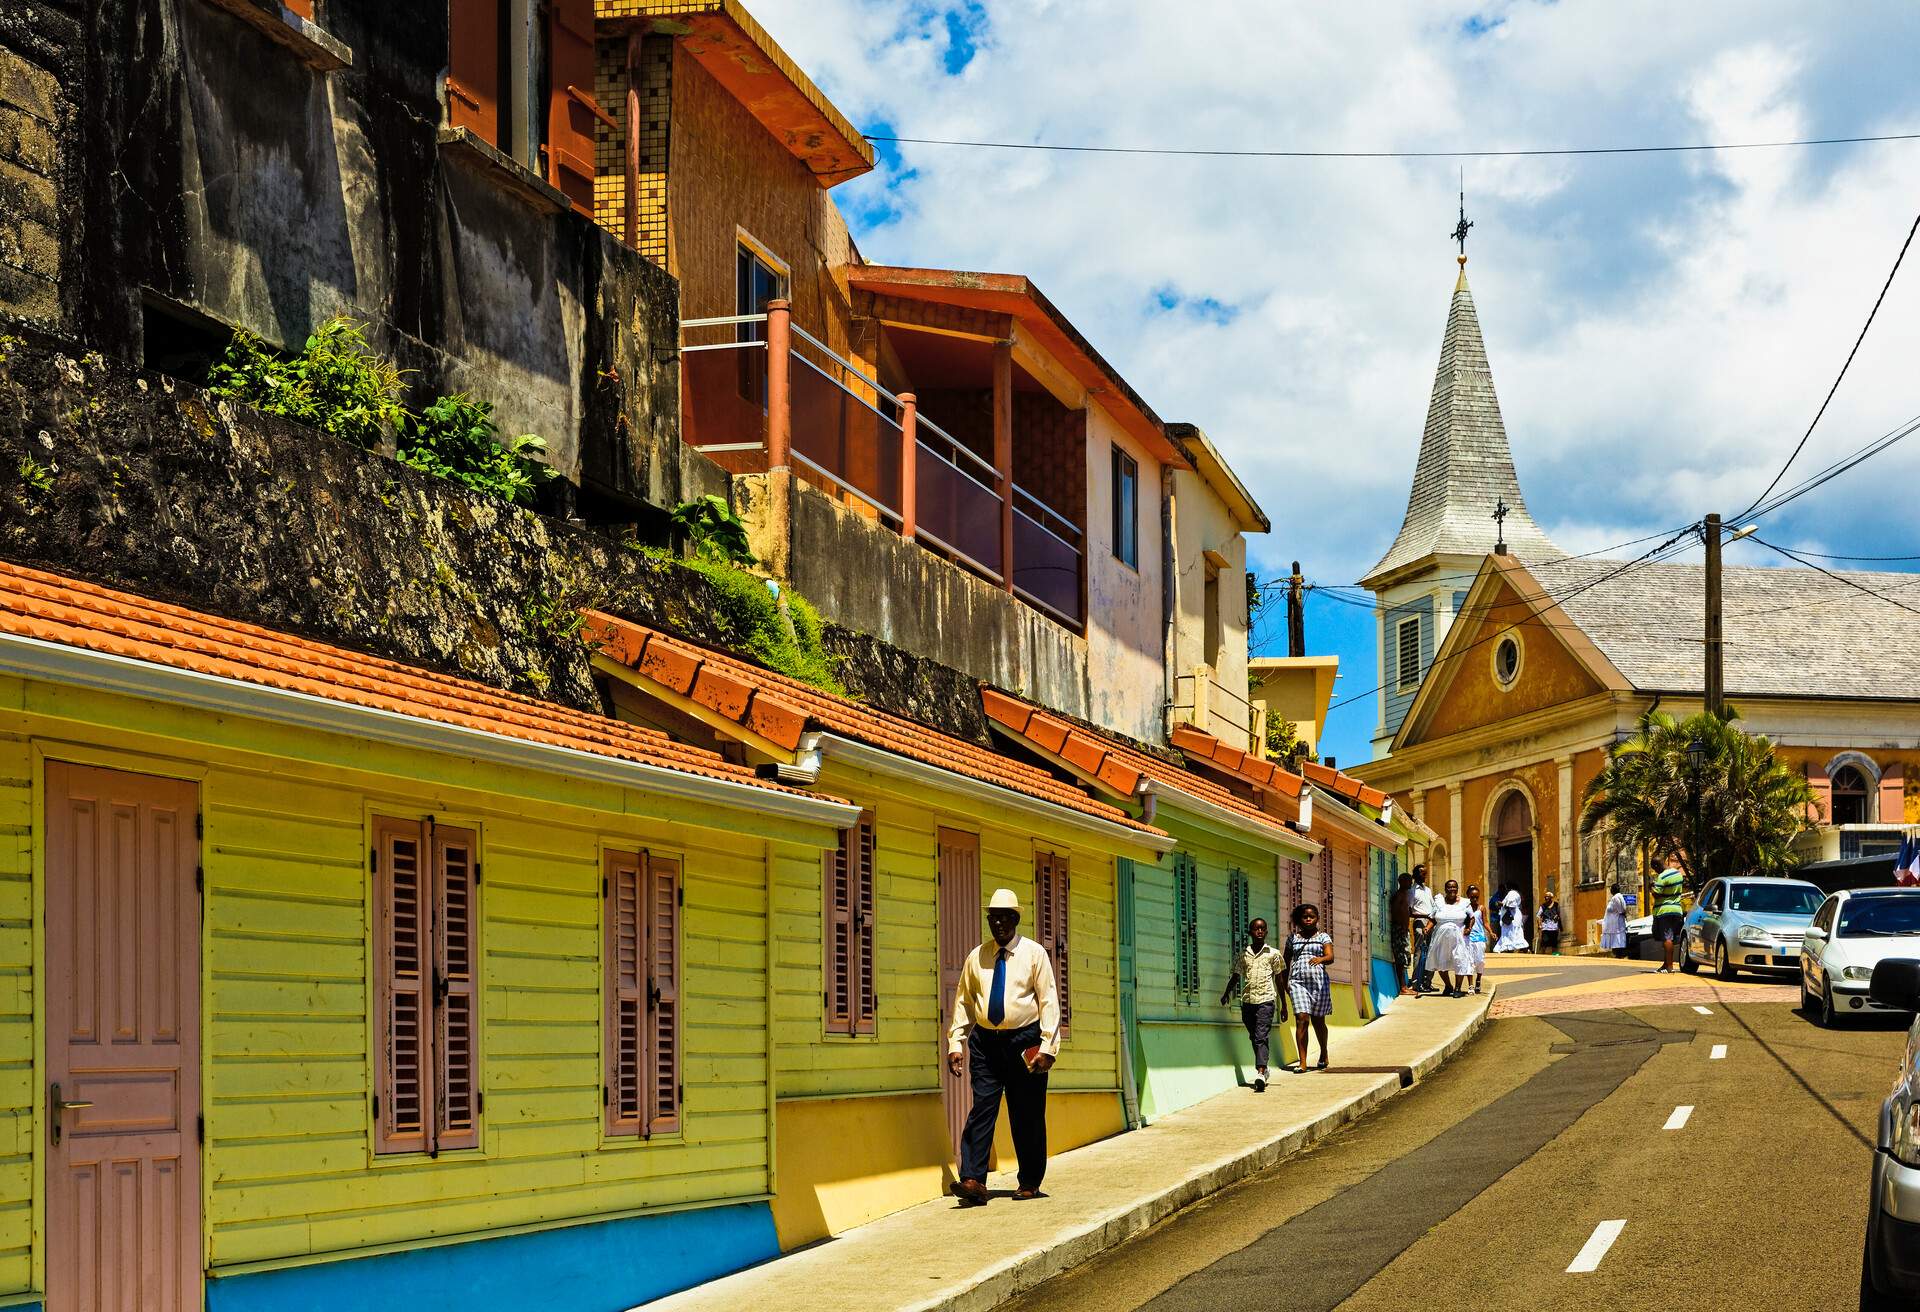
[1412,921,1434,989]
[1391,923,1411,991]
[960,1023,1048,1189]
[1241,1001,1275,1069]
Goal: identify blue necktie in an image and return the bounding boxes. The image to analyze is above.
[988,948,1007,1025]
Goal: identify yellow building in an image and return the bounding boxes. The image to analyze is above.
[0,561,861,1311]
[582,614,1172,1247]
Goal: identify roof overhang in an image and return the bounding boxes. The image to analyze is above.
[1166,424,1269,533]
[1308,786,1401,851]
[848,266,1187,468]
[0,629,861,831]
[628,1,874,186]
[1248,655,1339,733]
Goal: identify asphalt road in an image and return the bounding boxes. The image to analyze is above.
[1001,961,1904,1312]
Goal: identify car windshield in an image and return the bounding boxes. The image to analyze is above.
[1726,884,1823,915]
[1836,896,1920,938]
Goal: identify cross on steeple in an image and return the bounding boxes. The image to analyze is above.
[1451,179,1473,265]
[1492,498,1510,555]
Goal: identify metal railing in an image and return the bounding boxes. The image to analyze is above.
[1011,486,1083,627]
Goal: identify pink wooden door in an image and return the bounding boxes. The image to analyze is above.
[45,763,202,1312]
[936,829,980,1162]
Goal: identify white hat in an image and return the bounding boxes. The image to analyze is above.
[988,888,1020,912]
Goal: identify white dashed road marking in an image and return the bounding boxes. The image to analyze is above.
[1710,1044,1727,1059]
[1567,1220,1627,1273]
[1692,1005,1713,1015]
[1663,1104,1694,1130]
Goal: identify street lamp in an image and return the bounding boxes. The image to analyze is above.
[1686,737,1706,772]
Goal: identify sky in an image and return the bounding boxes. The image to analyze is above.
[744,0,1920,766]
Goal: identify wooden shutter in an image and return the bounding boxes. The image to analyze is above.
[1173,853,1198,997]
[1033,852,1070,1029]
[432,824,480,1153]
[1287,858,1304,912]
[646,855,681,1136]
[545,0,597,215]
[1321,846,1335,908]
[824,829,854,1035]
[1229,870,1248,949]
[605,849,644,1136]
[448,0,502,145]
[853,819,876,1036]
[374,817,430,1155]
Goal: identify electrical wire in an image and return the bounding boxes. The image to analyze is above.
[1251,522,1698,595]
[1742,411,1920,524]
[865,131,1920,162]
[1747,536,1920,618]
[1731,210,1920,522]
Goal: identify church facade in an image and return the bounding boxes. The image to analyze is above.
[1354,255,1920,947]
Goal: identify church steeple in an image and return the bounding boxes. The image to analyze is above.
[1360,253,1558,589]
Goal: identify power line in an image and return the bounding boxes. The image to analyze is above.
[1744,411,1920,523]
[1747,536,1920,619]
[1732,210,1920,521]
[1762,547,1920,562]
[866,131,1920,162]
[1253,523,1698,596]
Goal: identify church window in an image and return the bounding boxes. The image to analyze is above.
[1395,616,1421,691]
[1830,765,1868,826]
[1493,634,1521,689]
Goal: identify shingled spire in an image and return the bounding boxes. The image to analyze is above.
[1361,262,1558,587]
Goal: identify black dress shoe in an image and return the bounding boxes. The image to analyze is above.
[1254,1077,1266,1092]
[951,1178,988,1206]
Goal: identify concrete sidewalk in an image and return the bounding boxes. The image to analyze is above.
[641,989,1493,1312]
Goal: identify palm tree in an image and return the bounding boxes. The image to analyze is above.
[1580,707,1815,886]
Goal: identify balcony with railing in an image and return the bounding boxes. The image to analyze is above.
[679,300,1088,630]
[1173,666,1257,752]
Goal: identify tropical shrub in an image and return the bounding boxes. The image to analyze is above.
[671,494,757,566]
[397,393,557,507]
[207,317,406,450]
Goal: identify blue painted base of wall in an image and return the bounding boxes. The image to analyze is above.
[207,1201,779,1312]
[1368,958,1398,1018]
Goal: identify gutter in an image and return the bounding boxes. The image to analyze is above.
[0,631,863,829]
[1309,785,1400,851]
[1144,778,1322,862]
[814,733,1175,857]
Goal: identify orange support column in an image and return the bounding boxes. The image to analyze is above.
[766,299,792,471]
[898,392,918,539]
[624,34,642,250]
[993,341,1013,588]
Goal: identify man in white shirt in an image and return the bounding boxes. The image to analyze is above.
[947,888,1060,1205]
[1409,865,1437,994]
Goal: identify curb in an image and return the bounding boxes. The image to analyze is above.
[906,989,1496,1312]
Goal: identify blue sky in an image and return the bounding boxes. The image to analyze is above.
[749,1,1920,765]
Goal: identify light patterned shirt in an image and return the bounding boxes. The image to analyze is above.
[1237,943,1285,1005]
[947,934,1061,1057]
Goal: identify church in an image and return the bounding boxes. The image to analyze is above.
[1351,247,1920,947]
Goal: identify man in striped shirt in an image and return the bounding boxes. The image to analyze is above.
[947,888,1060,1205]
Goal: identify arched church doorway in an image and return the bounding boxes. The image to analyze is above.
[1492,790,1534,933]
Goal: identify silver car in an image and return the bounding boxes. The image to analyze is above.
[1680,876,1824,978]
[1863,957,1920,1307]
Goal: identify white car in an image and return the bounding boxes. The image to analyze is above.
[1800,887,1920,1028]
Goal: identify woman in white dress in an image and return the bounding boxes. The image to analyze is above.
[1494,887,1529,952]
[1601,882,1629,957]
[1428,879,1475,997]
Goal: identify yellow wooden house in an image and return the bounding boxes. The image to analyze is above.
[583,614,1173,1247]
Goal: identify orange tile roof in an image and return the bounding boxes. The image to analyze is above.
[584,613,1164,837]
[981,689,1308,843]
[1169,724,1306,802]
[0,560,810,797]
[1300,759,1390,810]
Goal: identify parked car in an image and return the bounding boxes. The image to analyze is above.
[1680,876,1824,978]
[1624,912,1651,958]
[1801,888,1920,1028]
[1860,957,1920,1307]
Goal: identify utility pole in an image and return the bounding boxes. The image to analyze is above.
[1704,513,1723,719]
[1286,562,1306,658]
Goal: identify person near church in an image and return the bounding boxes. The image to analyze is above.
[1389,873,1414,993]
[1284,904,1336,1071]
[1409,864,1438,994]
[1493,885,1529,952]
[1601,882,1629,957]
[1465,885,1489,993]
[1428,879,1475,997]
[1221,916,1286,1091]
[1537,891,1563,954]
[947,888,1059,1206]
[1652,854,1688,973]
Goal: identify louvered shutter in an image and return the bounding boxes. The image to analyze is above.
[432,824,480,1152]
[1052,856,1070,1029]
[447,0,502,145]
[545,0,597,215]
[374,817,430,1154]
[823,830,854,1035]
[605,849,644,1136]
[646,855,681,1136]
[853,819,877,1036]
[1321,847,1335,909]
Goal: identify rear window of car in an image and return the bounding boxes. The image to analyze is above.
[1727,884,1823,915]
[1836,895,1920,938]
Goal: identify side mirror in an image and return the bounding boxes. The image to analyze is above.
[1804,926,1827,941]
[1869,958,1920,1012]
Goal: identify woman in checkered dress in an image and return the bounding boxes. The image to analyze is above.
[1285,903,1336,1071]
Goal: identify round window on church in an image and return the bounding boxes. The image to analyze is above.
[1492,632,1523,690]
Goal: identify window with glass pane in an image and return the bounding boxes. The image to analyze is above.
[1112,446,1138,568]
[735,245,785,403]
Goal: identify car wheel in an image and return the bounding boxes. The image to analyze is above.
[1862,1203,1902,1310]
[1717,944,1738,981]
[1680,947,1700,974]
[1819,981,1838,1029]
